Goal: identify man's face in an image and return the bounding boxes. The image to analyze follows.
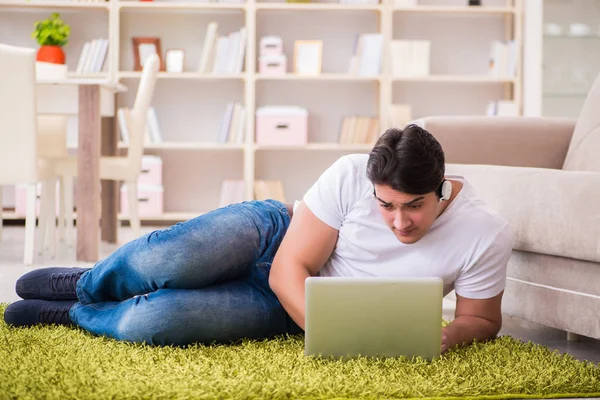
[373,184,442,244]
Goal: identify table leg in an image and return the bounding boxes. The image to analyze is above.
[101,117,118,244]
[76,85,101,262]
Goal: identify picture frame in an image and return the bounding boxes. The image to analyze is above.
[132,37,164,71]
[294,40,323,75]
[165,49,185,73]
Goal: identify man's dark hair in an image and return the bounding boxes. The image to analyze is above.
[366,124,445,195]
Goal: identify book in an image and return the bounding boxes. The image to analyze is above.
[218,179,245,207]
[199,22,218,73]
[146,107,163,143]
[254,180,286,202]
[388,104,413,128]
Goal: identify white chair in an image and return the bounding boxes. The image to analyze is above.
[37,115,68,257]
[53,54,160,241]
[0,43,59,265]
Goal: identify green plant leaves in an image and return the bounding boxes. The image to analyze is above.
[32,12,71,47]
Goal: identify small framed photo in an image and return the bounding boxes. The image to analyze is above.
[166,49,185,73]
[294,40,323,75]
[132,37,164,71]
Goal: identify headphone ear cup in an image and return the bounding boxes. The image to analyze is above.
[440,180,452,201]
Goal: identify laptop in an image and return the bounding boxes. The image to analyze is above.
[304,276,443,360]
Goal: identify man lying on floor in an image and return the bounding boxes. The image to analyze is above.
[5,124,512,354]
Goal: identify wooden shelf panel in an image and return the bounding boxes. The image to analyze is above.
[118,212,203,222]
[254,143,374,151]
[2,210,203,223]
[0,1,109,9]
[117,142,246,150]
[392,75,516,83]
[113,143,373,151]
[255,73,381,82]
[118,72,246,80]
[393,5,516,14]
[256,3,382,11]
[119,2,245,10]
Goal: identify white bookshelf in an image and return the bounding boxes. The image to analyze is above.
[0,0,523,223]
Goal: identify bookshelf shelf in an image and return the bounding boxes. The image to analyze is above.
[117,142,246,151]
[254,143,374,151]
[255,3,382,12]
[118,72,246,80]
[118,212,203,222]
[255,74,381,82]
[391,75,516,83]
[0,0,523,223]
[67,72,110,79]
[0,1,109,9]
[393,6,516,15]
[118,2,246,11]
[3,210,202,223]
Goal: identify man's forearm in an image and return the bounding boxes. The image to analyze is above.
[269,265,309,331]
[443,315,501,352]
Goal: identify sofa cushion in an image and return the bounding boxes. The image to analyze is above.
[447,163,600,263]
[562,72,600,172]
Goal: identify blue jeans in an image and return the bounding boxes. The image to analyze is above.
[69,200,303,346]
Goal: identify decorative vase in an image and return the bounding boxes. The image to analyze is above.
[36,45,66,64]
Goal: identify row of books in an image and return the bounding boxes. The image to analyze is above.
[218,179,286,207]
[198,23,247,74]
[117,107,164,145]
[348,33,383,77]
[338,116,380,144]
[75,38,109,74]
[390,40,430,77]
[489,40,518,78]
[218,102,247,144]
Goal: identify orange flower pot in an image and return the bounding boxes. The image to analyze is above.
[36,45,66,64]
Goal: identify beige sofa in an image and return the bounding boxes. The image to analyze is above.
[419,75,600,341]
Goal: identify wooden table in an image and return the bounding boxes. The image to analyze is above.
[37,78,127,262]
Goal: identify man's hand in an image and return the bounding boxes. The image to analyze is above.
[441,328,449,354]
[440,291,504,354]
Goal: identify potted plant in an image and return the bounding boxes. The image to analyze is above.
[32,12,71,64]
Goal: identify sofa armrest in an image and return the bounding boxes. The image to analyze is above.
[447,163,600,263]
[420,116,576,169]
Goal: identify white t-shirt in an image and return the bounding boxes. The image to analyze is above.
[302,154,513,299]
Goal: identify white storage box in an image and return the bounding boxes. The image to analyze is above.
[255,106,308,146]
[120,184,164,217]
[138,155,163,186]
[259,54,287,75]
[259,36,283,56]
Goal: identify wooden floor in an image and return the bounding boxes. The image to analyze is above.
[1,225,599,370]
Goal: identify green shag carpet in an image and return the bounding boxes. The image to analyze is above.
[1,304,599,400]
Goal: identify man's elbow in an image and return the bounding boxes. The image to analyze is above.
[268,264,282,295]
[484,316,502,339]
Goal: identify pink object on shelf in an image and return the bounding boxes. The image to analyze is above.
[138,155,163,186]
[120,184,164,217]
[259,55,287,75]
[259,36,283,56]
[255,106,308,146]
[14,183,59,217]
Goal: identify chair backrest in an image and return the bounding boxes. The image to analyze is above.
[562,71,600,172]
[127,54,159,177]
[0,43,39,185]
